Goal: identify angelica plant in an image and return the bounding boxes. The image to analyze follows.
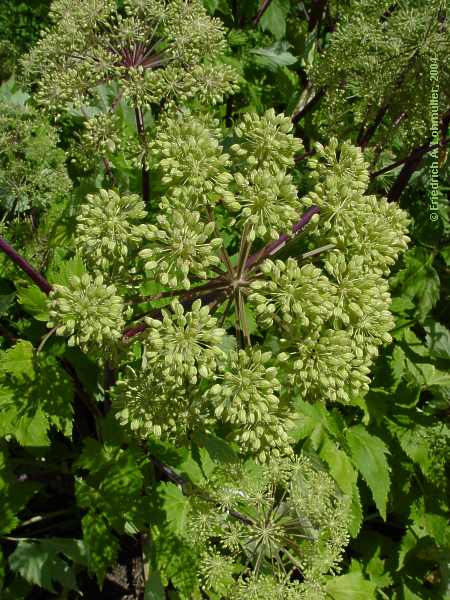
[185,455,350,599]
[0,2,415,596]
[22,0,239,199]
[0,99,71,216]
[32,108,409,465]
[310,0,450,162]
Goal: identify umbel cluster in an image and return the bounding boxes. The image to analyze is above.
[45,108,410,462]
[0,2,411,597]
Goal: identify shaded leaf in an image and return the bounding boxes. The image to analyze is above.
[259,0,290,40]
[346,425,391,519]
[424,321,450,360]
[326,570,377,599]
[81,512,119,587]
[0,340,34,381]
[249,42,297,70]
[8,539,83,593]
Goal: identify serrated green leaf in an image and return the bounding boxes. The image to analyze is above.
[424,321,450,359]
[346,425,391,519]
[319,438,357,496]
[0,292,15,315]
[81,511,119,586]
[75,441,148,534]
[390,345,406,387]
[0,356,73,444]
[249,42,297,71]
[152,525,200,597]
[319,438,362,537]
[440,246,450,266]
[202,0,219,14]
[406,362,450,389]
[16,286,49,321]
[0,340,34,380]
[259,0,290,40]
[160,482,191,537]
[326,570,378,599]
[192,431,239,464]
[145,570,165,600]
[391,247,440,321]
[390,296,415,315]
[8,539,81,593]
[0,449,39,535]
[349,478,364,538]
[50,254,86,287]
[290,399,342,445]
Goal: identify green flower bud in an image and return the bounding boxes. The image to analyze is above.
[230,109,303,173]
[143,299,225,385]
[140,207,222,289]
[76,189,147,279]
[47,271,125,352]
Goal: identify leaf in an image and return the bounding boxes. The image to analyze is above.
[401,328,429,357]
[319,438,363,537]
[390,345,406,388]
[319,438,357,496]
[346,425,391,519]
[16,285,49,321]
[159,482,191,537]
[81,512,119,587]
[0,449,40,535]
[8,539,83,593]
[249,42,297,71]
[290,399,342,446]
[75,441,148,534]
[440,246,450,267]
[348,478,364,538]
[406,362,450,389]
[390,247,440,321]
[424,321,450,360]
[0,355,74,445]
[259,0,290,40]
[192,431,239,464]
[152,525,200,597]
[202,0,220,14]
[326,571,378,599]
[50,254,86,288]
[389,296,415,315]
[145,570,166,600]
[0,292,15,315]
[0,340,34,381]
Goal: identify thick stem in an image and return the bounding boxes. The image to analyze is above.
[123,207,320,340]
[292,88,325,125]
[370,139,448,180]
[245,206,320,271]
[386,142,431,202]
[308,0,328,32]
[0,237,53,294]
[253,0,273,27]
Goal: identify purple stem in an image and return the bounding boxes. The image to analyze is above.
[253,0,273,26]
[0,237,53,294]
[245,205,320,270]
[123,206,320,340]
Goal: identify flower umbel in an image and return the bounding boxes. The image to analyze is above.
[47,273,125,350]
